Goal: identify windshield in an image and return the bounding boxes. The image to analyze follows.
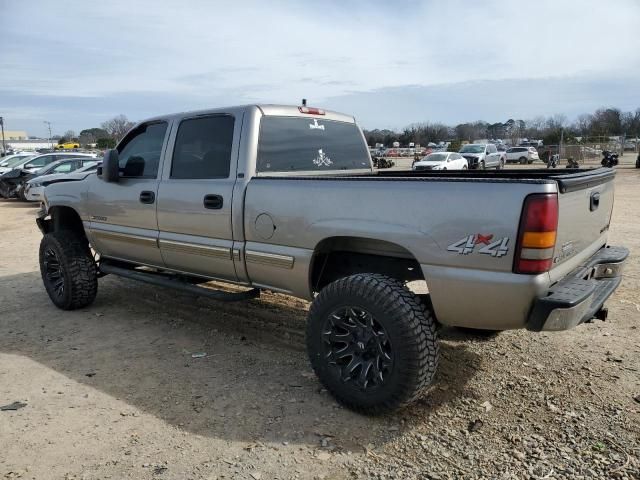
[257,117,370,173]
[459,145,485,154]
[2,155,34,168]
[422,153,448,162]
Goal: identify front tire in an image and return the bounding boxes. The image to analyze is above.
[306,274,439,414]
[39,231,98,310]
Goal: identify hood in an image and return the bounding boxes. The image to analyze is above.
[0,168,27,180]
[29,171,95,186]
[414,160,446,167]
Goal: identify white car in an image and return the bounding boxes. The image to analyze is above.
[505,146,539,164]
[24,162,99,202]
[19,152,97,174]
[0,153,36,174]
[412,152,468,171]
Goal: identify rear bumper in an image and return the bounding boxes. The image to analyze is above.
[527,245,628,331]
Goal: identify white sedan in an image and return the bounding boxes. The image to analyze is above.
[412,152,468,171]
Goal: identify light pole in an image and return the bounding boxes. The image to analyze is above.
[0,117,5,156]
[43,121,52,149]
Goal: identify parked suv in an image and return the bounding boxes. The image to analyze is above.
[506,146,540,164]
[459,143,504,169]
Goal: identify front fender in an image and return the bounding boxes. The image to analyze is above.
[41,178,91,221]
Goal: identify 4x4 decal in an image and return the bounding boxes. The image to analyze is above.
[447,234,509,257]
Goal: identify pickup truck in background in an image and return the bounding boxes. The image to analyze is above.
[36,104,627,414]
[459,143,505,169]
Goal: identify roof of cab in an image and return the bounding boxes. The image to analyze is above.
[138,104,356,125]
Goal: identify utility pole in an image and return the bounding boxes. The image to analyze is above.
[0,117,5,156]
[43,120,52,149]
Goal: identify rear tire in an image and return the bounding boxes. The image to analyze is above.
[519,156,527,164]
[306,274,439,414]
[39,230,98,310]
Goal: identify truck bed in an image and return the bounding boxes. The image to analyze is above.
[373,167,614,193]
[259,168,615,193]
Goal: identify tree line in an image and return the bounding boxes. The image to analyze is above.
[56,115,135,149]
[364,107,640,147]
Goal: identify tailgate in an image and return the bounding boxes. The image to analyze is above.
[550,169,615,281]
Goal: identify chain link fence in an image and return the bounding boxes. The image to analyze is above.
[541,136,639,166]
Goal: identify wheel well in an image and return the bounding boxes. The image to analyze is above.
[47,206,88,243]
[310,236,425,292]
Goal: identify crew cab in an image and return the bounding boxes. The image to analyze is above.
[35,104,627,414]
[459,143,505,169]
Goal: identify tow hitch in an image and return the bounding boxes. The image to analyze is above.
[594,307,608,322]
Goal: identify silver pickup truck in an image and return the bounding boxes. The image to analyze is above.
[36,104,628,414]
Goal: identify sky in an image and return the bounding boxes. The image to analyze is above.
[1,0,639,137]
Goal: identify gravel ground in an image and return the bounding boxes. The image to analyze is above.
[0,167,638,480]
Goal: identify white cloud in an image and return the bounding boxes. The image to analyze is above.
[2,0,639,103]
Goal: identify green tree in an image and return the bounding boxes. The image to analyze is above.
[448,139,462,152]
[96,138,116,149]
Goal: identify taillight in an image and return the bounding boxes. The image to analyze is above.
[298,106,325,115]
[514,193,558,274]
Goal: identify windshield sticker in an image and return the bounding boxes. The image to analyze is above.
[309,119,325,131]
[448,233,509,257]
[313,149,333,167]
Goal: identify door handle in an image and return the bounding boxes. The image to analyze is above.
[203,194,223,210]
[139,191,155,204]
[590,191,600,211]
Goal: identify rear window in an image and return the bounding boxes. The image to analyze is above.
[257,117,370,173]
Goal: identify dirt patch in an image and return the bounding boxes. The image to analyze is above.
[0,169,638,479]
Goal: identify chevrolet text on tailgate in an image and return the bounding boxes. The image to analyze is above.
[36,104,628,414]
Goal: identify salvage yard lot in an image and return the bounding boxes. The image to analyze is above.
[1,167,639,479]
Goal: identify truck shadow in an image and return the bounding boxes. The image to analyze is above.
[0,271,481,450]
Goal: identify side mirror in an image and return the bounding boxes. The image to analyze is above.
[100,149,120,183]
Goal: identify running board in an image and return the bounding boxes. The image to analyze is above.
[99,263,260,302]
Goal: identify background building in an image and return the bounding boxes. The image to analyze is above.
[1,130,29,140]
[5,139,54,151]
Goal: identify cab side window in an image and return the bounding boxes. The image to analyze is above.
[117,122,168,178]
[52,161,75,173]
[170,115,234,179]
[26,154,54,168]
